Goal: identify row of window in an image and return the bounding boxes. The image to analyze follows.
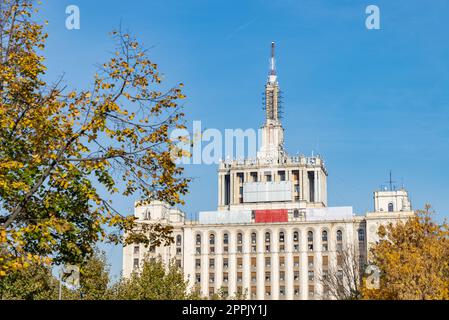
[193,229,365,246]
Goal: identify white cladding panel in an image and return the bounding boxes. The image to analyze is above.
[198,210,252,224]
[305,206,354,221]
[243,182,292,203]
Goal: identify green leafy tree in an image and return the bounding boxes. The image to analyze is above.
[111,258,196,300]
[0,263,58,300]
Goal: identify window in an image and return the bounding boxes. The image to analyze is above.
[265,245,271,252]
[237,233,243,244]
[195,259,201,269]
[176,247,182,255]
[209,259,215,269]
[279,232,285,243]
[251,272,257,283]
[293,231,299,242]
[223,259,228,269]
[308,231,314,251]
[133,258,139,269]
[251,257,257,269]
[251,233,257,244]
[237,246,243,253]
[265,272,271,282]
[196,234,201,245]
[223,233,229,245]
[251,172,258,182]
[322,230,328,242]
[237,258,243,268]
[223,273,229,283]
[265,257,271,267]
[209,273,215,283]
[294,256,300,267]
[323,256,329,267]
[388,202,394,212]
[308,271,314,281]
[176,235,182,246]
[278,171,286,181]
[294,271,300,281]
[196,247,201,254]
[280,286,285,296]
[176,259,182,268]
[133,246,139,254]
[279,257,285,267]
[195,274,201,283]
[358,229,365,242]
[265,232,271,243]
[308,231,314,242]
[294,209,300,218]
[279,271,285,281]
[209,234,215,245]
[294,287,300,296]
[308,256,314,268]
[337,230,343,242]
[294,244,299,252]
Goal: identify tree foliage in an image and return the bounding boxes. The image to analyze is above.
[110,258,197,300]
[0,0,189,277]
[362,205,449,300]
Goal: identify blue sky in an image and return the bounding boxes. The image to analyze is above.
[38,0,449,280]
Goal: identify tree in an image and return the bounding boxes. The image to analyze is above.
[362,205,449,300]
[0,262,58,300]
[0,0,189,277]
[62,250,110,300]
[110,258,196,300]
[319,245,365,300]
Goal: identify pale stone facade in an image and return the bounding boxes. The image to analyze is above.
[122,43,414,299]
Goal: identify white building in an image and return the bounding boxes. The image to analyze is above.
[122,43,414,300]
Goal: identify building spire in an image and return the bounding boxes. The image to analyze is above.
[268,42,277,83]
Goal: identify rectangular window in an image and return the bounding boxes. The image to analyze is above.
[280,286,285,296]
[265,272,271,282]
[251,257,257,268]
[223,272,229,283]
[279,257,285,267]
[278,171,286,181]
[323,256,329,267]
[294,256,300,267]
[251,272,257,283]
[308,271,314,281]
[308,256,314,268]
[237,258,243,268]
[195,259,201,269]
[279,271,285,281]
[195,274,201,283]
[294,286,300,296]
[223,258,228,269]
[294,271,300,281]
[251,172,258,182]
[265,257,271,267]
[209,259,215,269]
[133,258,139,269]
[133,246,139,254]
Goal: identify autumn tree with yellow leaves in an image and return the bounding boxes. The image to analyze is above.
[0,0,190,277]
[362,205,449,300]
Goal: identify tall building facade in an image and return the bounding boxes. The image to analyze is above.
[122,43,414,300]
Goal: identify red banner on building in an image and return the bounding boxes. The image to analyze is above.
[254,209,288,223]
